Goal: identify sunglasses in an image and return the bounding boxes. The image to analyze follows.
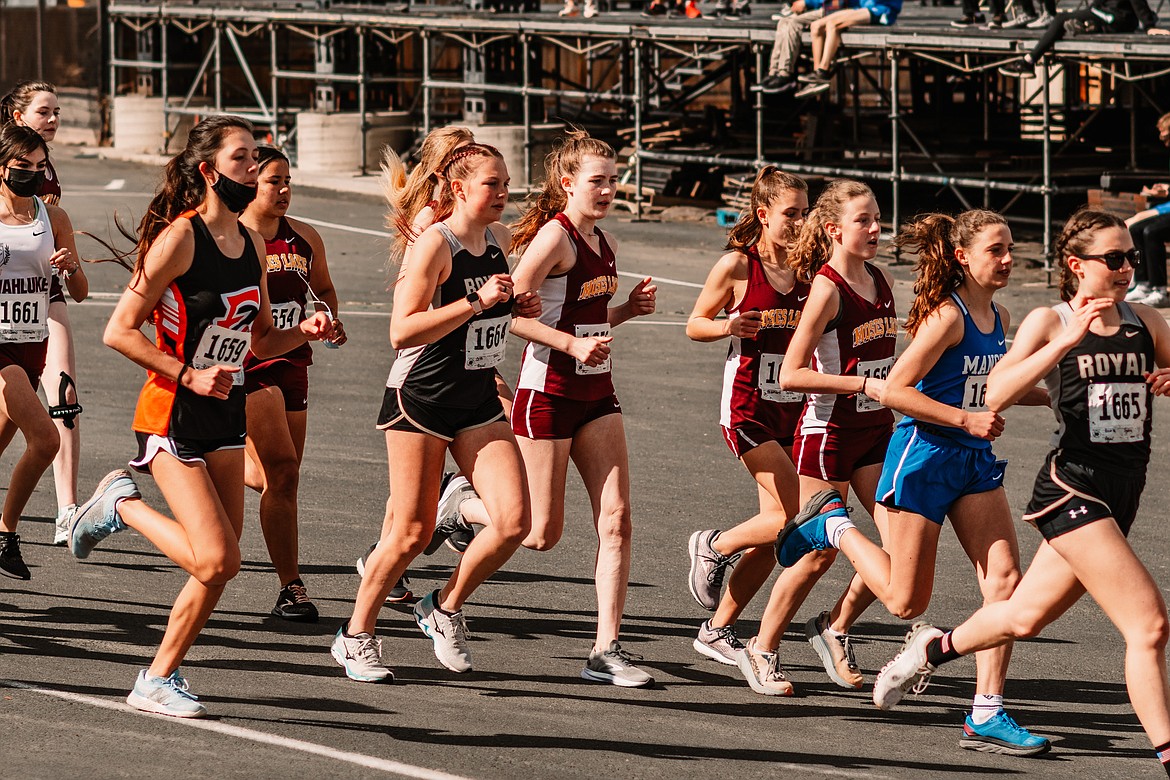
[1077,249,1141,271]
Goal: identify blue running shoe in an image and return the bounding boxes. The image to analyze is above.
[960,710,1051,756]
[774,488,848,567]
[70,468,140,559]
[126,669,207,718]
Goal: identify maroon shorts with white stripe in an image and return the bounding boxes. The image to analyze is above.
[795,424,891,482]
[512,387,621,440]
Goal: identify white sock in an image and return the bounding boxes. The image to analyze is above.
[971,693,1003,725]
[825,515,856,549]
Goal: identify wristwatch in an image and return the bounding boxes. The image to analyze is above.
[466,292,484,315]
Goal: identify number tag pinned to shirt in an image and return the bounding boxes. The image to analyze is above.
[270,301,302,330]
[855,357,894,413]
[758,353,803,403]
[1087,382,1147,443]
[574,323,612,375]
[191,324,252,386]
[0,290,48,343]
[963,376,989,412]
[465,314,509,370]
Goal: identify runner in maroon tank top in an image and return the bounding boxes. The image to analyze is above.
[683,168,810,687]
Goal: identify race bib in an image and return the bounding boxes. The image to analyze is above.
[191,324,251,386]
[0,291,48,343]
[465,314,509,370]
[758,353,803,403]
[962,376,989,412]
[270,301,302,330]
[1087,382,1147,443]
[574,323,612,375]
[855,357,894,413]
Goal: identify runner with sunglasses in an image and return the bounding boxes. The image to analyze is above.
[872,209,1170,772]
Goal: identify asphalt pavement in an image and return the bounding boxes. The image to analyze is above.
[3,148,1170,780]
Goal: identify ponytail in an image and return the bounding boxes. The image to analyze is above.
[725,166,808,252]
[790,178,874,283]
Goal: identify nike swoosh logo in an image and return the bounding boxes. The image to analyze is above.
[797,295,808,302]
[32,230,45,236]
[997,340,1005,346]
[1125,330,1138,338]
[882,301,892,308]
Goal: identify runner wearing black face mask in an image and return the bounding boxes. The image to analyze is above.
[3,167,44,197]
[212,169,258,213]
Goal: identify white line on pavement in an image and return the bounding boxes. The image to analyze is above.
[1,680,472,780]
[291,215,704,289]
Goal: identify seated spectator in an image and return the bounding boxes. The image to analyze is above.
[999,0,1167,78]
[712,0,750,18]
[753,0,824,94]
[642,0,702,16]
[794,0,902,98]
[559,0,599,17]
[951,0,1050,29]
[1125,112,1170,308]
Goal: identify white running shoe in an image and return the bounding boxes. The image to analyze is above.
[582,641,654,688]
[693,619,746,665]
[331,626,394,682]
[413,589,473,672]
[1140,287,1170,308]
[1025,10,1053,27]
[53,504,77,546]
[126,669,207,718]
[872,621,945,710]
[1126,282,1152,302]
[736,637,794,696]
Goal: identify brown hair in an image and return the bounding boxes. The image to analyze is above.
[382,126,474,264]
[0,124,50,173]
[1157,112,1170,134]
[0,80,56,128]
[895,209,1008,335]
[725,166,808,252]
[790,179,875,283]
[1054,208,1128,301]
[129,114,254,276]
[511,129,615,253]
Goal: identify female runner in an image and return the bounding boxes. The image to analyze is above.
[507,131,658,687]
[0,80,88,545]
[684,167,809,671]
[69,115,332,717]
[333,143,530,682]
[873,209,1170,774]
[737,178,892,695]
[776,209,1048,753]
[0,124,80,579]
[239,145,346,622]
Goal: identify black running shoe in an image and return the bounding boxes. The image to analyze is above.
[0,532,30,580]
[386,576,413,603]
[951,12,984,26]
[272,579,319,622]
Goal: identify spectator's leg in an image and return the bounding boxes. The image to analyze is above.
[1028,10,1080,62]
[1142,213,1170,289]
[771,11,819,79]
[816,10,871,72]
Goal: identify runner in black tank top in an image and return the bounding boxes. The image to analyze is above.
[870,210,1170,776]
[67,116,332,719]
[336,144,531,683]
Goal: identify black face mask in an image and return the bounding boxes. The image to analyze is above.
[4,167,44,198]
[211,170,257,213]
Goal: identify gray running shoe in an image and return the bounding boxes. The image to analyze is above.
[693,619,746,665]
[356,542,413,603]
[806,610,863,689]
[425,473,476,555]
[873,621,944,710]
[53,504,77,546]
[582,641,654,688]
[687,529,741,611]
[413,589,473,672]
[331,626,394,683]
[736,636,794,696]
[126,669,207,718]
[70,469,140,559]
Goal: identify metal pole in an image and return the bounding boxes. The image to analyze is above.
[359,27,368,175]
[521,34,532,189]
[270,23,279,145]
[213,23,223,112]
[754,44,764,166]
[36,0,45,79]
[161,20,170,153]
[1042,62,1052,279]
[890,50,900,247]
[1129,82,1138,170]
[107,6,116,129]
[633,40,644,221]
[422,31,431,136]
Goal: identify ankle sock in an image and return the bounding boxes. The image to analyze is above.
[826,515,856,549]
[970,693,1003,725]
[925,630,961,667]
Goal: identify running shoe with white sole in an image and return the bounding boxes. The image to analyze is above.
[331,626,394,682]
[872,621,945,710]
[413,589,473,672]
[126,669,207,718]
[687,529,741,611]
[582,641,654,688]
[355,542,413,603]
[0,532,29,580]
[70,468,140,559]
[53,504,77,546]
[736,636,794,696]
[775,489,848,567]
[272,579,319,622]
[693,619,746,665]
[960,710,1051,756]
[426,473,476,555]
[806,610,863,689]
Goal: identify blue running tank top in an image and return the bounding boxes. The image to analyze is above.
[899,292,1005,449]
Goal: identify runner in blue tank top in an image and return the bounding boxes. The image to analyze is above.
[776,209,1050,755]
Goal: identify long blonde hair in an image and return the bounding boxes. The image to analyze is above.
[790,179,875,283]
[725,166,808,252]
[896,209,1008,335]
[511,129,615,254]
[382,126,474,264]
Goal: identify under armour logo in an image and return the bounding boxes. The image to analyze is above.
[1069,506,1088,518]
